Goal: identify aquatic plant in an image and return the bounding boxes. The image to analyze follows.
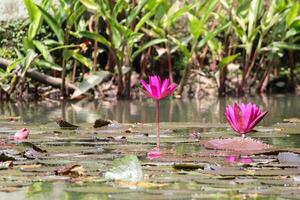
[140,75,176,155]
[226,155,253,164]
[225,103,268,137]
[14,128,30,140]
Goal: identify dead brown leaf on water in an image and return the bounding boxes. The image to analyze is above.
[107,136,127,142]
[54,164,85,177]
[93,119,111,128]
[0,160,13,169]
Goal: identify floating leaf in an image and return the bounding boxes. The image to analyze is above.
[173,163,205,171]
[278,152,300,165]
[107,136,127,143]
[56,119,79,129]
[105,155,143,182]
[204,137,271,154]
[23,148,42,159]
[19,141,47,153]
[93,119,111,128]
[54,164,85,177]
[0,161,13,170]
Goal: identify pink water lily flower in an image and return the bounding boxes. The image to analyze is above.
[147,150,162,160]
[225,103,268,136]
[140,75,176,100]
[140,75,177,150]
[14,128,30,140]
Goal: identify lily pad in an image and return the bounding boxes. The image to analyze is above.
[278,152,300,165]
[105,155,143,182]
[204,137,272,154]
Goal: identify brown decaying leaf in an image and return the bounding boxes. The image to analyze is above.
[0,160,13,169]
[204,137,271,154]
[54,164,85,177]
[93,119,111,128]
[107,136,127,142]
[56,119,79,129]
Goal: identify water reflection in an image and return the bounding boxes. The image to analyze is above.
[226,156,253,164]
[0,94,299,126]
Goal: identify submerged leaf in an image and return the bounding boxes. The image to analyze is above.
[105,155,143,182]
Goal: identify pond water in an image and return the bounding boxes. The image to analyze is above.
[0,94,300,199]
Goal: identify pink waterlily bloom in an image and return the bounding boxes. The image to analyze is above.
[147,150,162,160]
[140,75,177,100]
[225,103,268,135]
[14,128,30,140]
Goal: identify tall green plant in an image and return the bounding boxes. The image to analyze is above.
[80,0,166,97]
[12,0,92,98]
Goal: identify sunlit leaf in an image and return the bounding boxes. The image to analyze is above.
[36,5,64,43]
[33,40,53,62]
[79,0,99,13]
[105,155,143,182]
[71,70,111,99]
[80,31,111,47]
[286,2,299,27]
[131,38,167,61]
[22,49,37,77]
[219,54,240,69]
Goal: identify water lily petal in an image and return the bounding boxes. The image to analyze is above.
[225,103,267,135]
[225,105,239,132]
[233,103,244,133]
[150,85,160,100]
[247,111,268,131]
[161,79,170,93]
[140,80,152,95]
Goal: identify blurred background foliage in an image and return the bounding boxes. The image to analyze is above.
[0,0,299,100]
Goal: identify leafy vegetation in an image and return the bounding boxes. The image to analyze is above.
[0,0,299,100]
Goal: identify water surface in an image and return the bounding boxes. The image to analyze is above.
[0,94,299,199]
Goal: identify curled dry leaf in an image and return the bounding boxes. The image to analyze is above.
[93,119,111,128]
[56,119,79,129]
[54,165,85,177]
[107,136,127,143]
[54,164,85,177]
[204,137,271,154]
[0,160,13,169]
[125,128,132,133]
